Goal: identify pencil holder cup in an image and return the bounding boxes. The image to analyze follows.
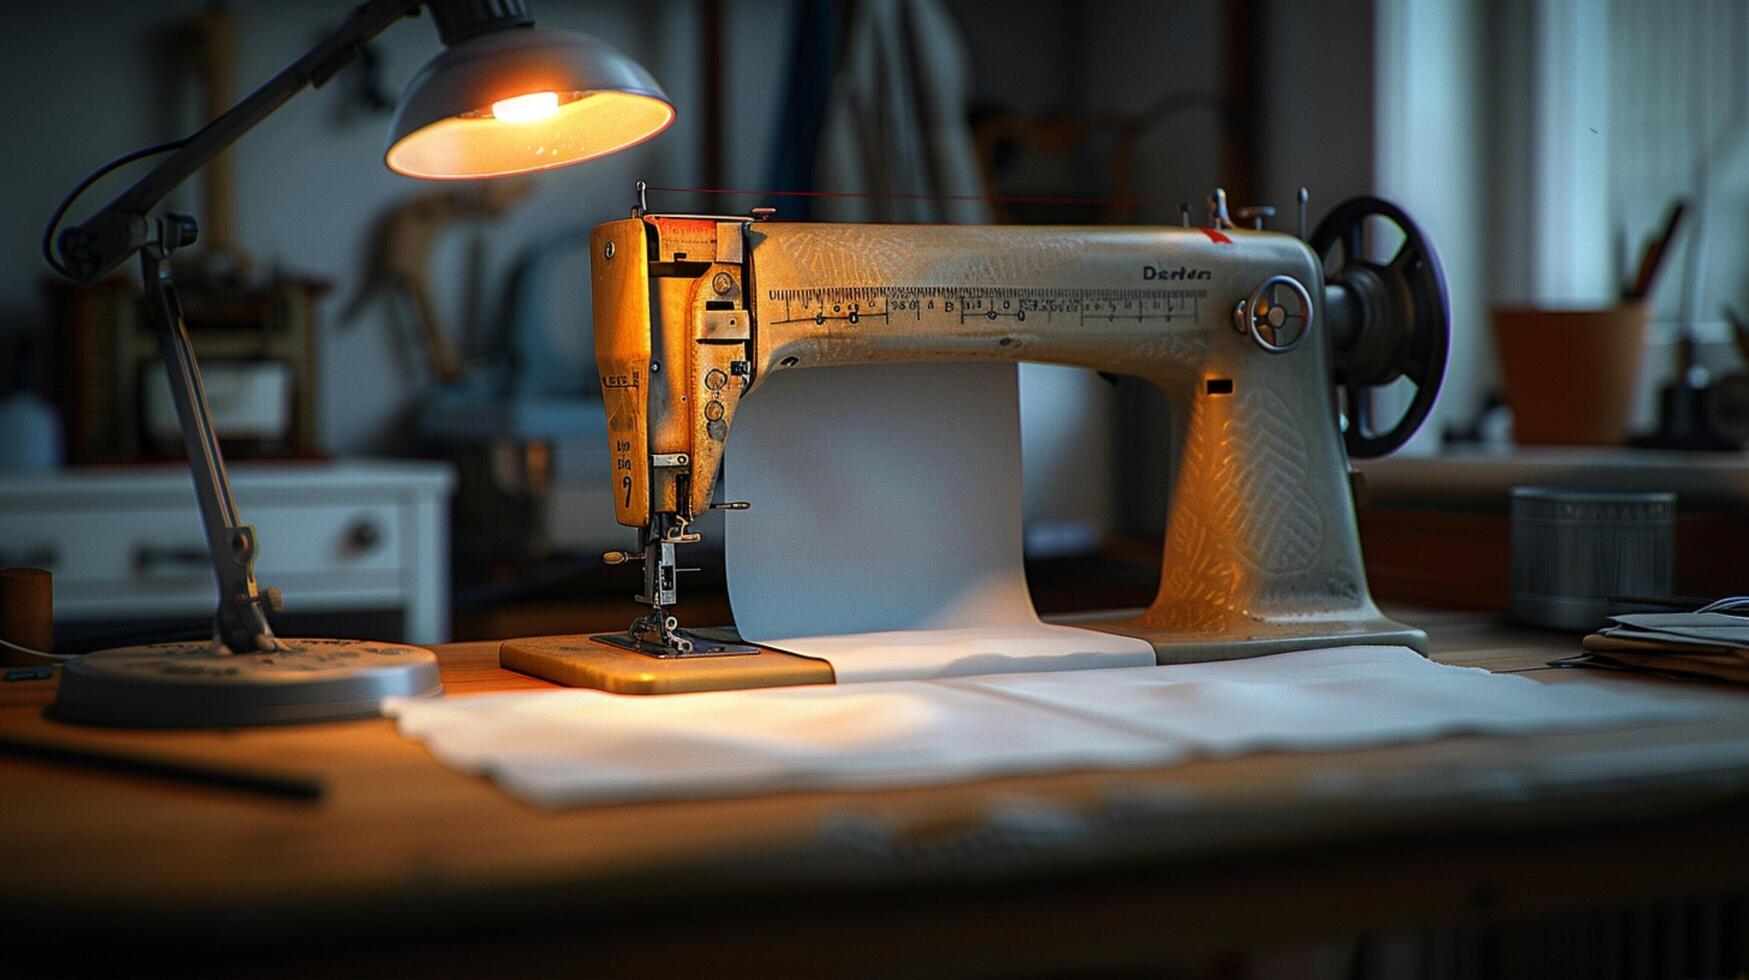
[1492,304,1651,445]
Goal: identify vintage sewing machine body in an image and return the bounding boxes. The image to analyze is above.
[501,191,1451,692]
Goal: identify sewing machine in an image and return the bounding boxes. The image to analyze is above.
[501,189,1450,692]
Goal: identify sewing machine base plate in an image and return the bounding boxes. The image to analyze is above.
[503,615,1427,694]
[500,632,835,694]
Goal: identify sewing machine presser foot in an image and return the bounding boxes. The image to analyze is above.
[591,628,759,659]
[592,611,759,659]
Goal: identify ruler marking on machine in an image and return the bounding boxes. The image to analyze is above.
[765,286,1208,328]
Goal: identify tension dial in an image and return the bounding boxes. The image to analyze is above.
[1233,274,1313,353]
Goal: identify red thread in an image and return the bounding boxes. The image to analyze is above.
[1199,227,1232,244]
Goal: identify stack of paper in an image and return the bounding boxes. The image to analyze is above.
[1581,599,1749,683]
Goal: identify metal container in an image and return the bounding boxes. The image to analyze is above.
[1509,487,1675,631]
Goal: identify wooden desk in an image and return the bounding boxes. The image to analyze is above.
[3,610,1748,978]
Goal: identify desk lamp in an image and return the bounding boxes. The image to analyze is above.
[41,0,673,726]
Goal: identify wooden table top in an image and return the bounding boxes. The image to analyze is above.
[4,608,1748,976]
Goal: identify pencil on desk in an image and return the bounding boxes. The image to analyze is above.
[0,732,325,802]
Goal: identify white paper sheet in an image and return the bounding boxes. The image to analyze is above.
[385,646,1711,809]
[723,363,1155,681]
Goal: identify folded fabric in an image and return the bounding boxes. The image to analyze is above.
[385,645,1711,810]
[950,646,1710,755]
[387,679,1172,808]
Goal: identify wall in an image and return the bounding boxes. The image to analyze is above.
[1374,0,1487,451]
[1609,0,1749,366]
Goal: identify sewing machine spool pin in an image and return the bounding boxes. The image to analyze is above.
[1207,187,1234,229]
[1235,205,1276,232]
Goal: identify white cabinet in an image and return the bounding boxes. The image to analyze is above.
[0,460,454,644]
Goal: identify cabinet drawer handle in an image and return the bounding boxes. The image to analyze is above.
[346,519,383,553]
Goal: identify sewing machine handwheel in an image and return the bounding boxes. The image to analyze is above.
[1311,196,1450,459]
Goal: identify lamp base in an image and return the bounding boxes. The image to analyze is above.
[52,638,442,728]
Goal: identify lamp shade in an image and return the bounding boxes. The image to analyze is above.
[385,26,674,179]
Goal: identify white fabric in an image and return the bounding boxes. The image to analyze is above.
[739,625,1156,685]
[385,646,1710,810]
[386,679,1169,809]
[723,363,1156,682]
[950,645,1707,754]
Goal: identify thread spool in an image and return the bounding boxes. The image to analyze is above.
[0,567,54,665]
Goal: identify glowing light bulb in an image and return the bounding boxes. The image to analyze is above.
[491,91,561,124]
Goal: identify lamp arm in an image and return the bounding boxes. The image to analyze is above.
[52,0,423,284]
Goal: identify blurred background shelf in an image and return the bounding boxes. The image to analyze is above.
[1357,448,1749,614]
